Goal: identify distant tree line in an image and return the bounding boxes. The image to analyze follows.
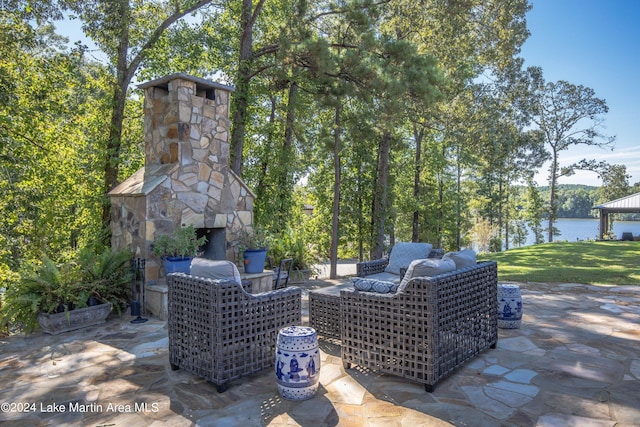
[535,183,640,219]
[535,185,602,219]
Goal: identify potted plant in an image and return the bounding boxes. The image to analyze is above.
[152,224,207,275]
[238,225,271,274]
[0,247,132,335]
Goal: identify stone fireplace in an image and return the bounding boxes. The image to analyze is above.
[108,74,255,318]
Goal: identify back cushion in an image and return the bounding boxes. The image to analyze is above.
[190,258,242,285]
[399,257,456,288]
[442,248,477,269]
[384,242,433,275]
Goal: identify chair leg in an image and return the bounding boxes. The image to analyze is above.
[424,384,435,393]
[170,361,180,371]
[342,361,351,370]
[216,382,229,393]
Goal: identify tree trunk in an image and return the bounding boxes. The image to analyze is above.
[371,130,391,259]
[230,0,256,176]
[435,142,445,249]
[254,95,277,203]
[358,170,364,262]
[456,143,462,250]
[548,151,558,242]
[101,0,131,241]
[502,179,509,250]
[273,82,297,229]
[329,103,342,279]
[412,124,423,242]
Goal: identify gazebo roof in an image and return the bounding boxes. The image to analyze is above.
[593,192,640,213]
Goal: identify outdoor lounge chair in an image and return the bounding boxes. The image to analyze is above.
[272,257,294,290]
[167,272,301,392]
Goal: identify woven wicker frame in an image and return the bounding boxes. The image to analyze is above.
[341,261,498,392]
[309,283,355,339]
[168,273,301,391]
[309,291,341,339]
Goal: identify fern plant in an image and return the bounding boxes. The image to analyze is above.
[0,257,79,333]
[78,247,133,315]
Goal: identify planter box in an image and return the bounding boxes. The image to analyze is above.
[38,303,112,335]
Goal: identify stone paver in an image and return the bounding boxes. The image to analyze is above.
[0,280,638,426]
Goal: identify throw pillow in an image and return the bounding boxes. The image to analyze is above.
[399,257,456,288]
[384,242,433,275]
[352,277,398,294]
[442,248,477,269]
[190,258,242,285]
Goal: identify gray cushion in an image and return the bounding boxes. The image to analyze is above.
[352,277,398,294]
[399,257,456,288]
[190,258,242,285]
[384,242,433,275]
[442,248,477,269]
[365,271,402,284]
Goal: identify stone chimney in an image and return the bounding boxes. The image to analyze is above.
[108,74,255,317]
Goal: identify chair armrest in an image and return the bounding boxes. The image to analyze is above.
[241,279,253,293]
[356,258,389,277]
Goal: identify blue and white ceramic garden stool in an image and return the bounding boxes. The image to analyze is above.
[275,326,321,400]
[497,284,523,329]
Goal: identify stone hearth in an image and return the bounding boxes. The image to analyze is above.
[108,74,254,318]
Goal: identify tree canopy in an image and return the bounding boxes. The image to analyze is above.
[1,1,629,284]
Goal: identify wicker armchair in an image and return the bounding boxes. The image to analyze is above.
[341,261,498,392]
[168,272,301,392]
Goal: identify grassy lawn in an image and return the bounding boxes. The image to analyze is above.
[477,241,640,286]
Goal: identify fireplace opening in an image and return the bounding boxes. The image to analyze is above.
[197,228,226,260]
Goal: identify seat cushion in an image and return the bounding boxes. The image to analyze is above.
[442,248,477,269]
[384,242,433,275]
[190,258,242,285]
[365,271,402,284]
[352,277,398,294]
[399,257,456,288]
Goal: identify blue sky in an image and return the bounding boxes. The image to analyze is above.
[521,0,640,187]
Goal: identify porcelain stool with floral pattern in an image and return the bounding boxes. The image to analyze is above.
[275,326,321,400]
[497,283,523,329]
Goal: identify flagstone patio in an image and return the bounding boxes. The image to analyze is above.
[0,280,638,426]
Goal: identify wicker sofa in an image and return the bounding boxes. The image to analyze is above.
[310,246,444,339]
[167,272,301,392]
[340,260,498,392]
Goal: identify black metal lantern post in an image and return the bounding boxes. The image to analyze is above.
[130,258,148,324]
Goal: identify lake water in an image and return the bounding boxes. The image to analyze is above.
[520,218,640,247]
